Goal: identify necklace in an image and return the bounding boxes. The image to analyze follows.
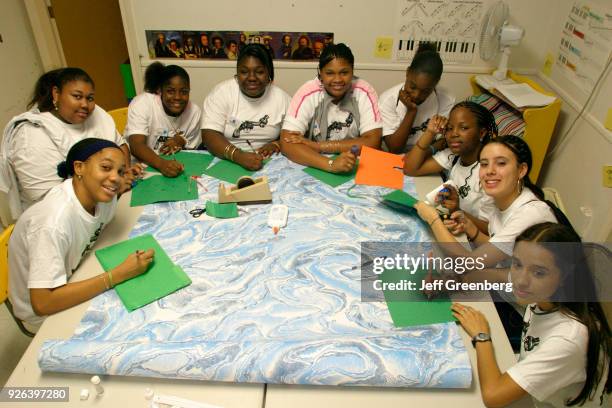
[165,112,184,139]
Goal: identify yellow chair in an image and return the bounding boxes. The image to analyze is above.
[0,225,35,337]
[108,107,129,135]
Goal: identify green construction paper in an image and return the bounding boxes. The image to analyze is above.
[130,173,198,207]
[146,151,214,176]
[381,268,456,327]
[95,234,191,312]
[202,159,254,184]
[205,201,238,218]
[302,165,357,187]
[382,190,419,208]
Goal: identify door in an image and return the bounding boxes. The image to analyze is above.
[49,0,129,110]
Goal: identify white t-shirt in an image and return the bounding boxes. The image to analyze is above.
[506,305,609,407]
[8,179,117,327]
[201,78,290,149]
[282,78,382,141]
[432,148,494,219]
[124,92,202,153]
[2,107,124,215]
[480,188,557,255]
[379,83,455,151]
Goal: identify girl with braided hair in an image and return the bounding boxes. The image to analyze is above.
[404,100,498,222]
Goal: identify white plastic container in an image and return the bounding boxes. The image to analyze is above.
[267,204,288,234]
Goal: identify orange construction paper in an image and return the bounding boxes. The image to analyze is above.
[355,146,404,189]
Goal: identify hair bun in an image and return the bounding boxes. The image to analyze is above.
[57,161,69,179]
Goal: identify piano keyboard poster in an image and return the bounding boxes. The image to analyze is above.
[394,0,484,64]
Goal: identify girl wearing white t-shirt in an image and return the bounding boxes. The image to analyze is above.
[379,42,455,153]
[404,101,497,222]
[452,223,610,407]
[0,68,133,220]
[202,44,291,171]
[8,138,154,329]
[281,43,382,174]
[126,62,202,178]
[414,136,562,271]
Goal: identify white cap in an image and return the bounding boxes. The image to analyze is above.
[90,375,101,385]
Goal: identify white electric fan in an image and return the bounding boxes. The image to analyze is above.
[476,1,525,88]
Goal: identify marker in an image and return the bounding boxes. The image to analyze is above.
[350,145,360,156]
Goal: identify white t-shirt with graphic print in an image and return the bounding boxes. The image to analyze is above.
[432,148,494,219]
[506,305,608,407]
[201,78,290,150]
[282,77,382,141]
[8,179,117,327]
[379,83,455,151]
[125,92,202,153]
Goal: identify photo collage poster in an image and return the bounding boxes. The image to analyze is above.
[146,30,334,61]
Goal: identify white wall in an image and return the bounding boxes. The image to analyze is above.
[0,0,43,227]
[534,0,612,241]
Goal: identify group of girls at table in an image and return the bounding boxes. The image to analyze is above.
[0,42,609,407]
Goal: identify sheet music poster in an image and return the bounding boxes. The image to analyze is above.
[394,0,484,64]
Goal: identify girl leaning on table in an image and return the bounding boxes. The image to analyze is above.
[378,41,455,153]
[126,62,202,178]
[403,100,498,229]
[8,138,154,331]
[0,68,135,220]
[452,223,610,407]
[280,43,382,173]
[201,43,291,171]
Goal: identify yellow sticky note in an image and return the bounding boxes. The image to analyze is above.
[542,53,554,77]
[374,37,393,59]
[605,108,612,130]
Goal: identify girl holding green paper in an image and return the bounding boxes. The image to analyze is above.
[8,138,154,331]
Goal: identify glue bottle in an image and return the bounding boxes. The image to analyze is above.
[267,204,288,235]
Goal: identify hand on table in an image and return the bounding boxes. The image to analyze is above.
[158,158,184,178]
[329,151,356,173]
[235,150,263,171]
[114,249,155,284]
[257,141,281,159]
[451,303,491,338]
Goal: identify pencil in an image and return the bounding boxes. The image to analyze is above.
[246,139,257,154]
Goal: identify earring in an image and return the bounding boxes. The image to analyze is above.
[77,175,83,180]
[53,100,59,111]
[517,178,524,193]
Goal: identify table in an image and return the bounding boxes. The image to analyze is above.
[3,157,532,407]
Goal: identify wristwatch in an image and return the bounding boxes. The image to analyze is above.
[471,332,491,347]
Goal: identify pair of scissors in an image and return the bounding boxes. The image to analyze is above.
[189,207,206,218]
